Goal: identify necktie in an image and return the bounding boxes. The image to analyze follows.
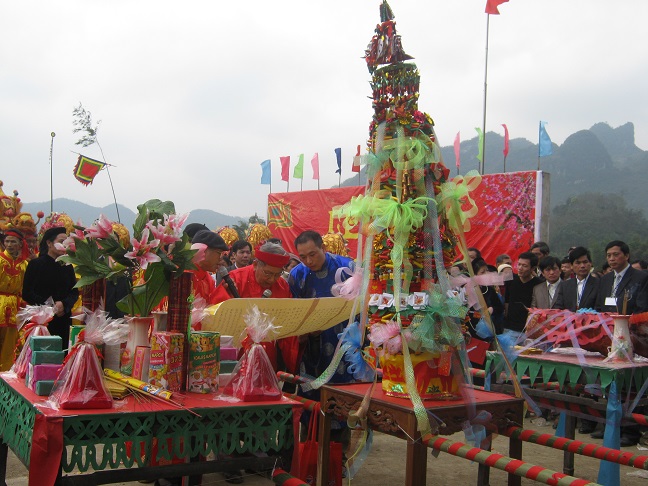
[577,279,585,307]
[612,272,622,297]
[548,283,556,300]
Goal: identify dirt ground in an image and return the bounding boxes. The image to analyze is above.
[4,417,648,486]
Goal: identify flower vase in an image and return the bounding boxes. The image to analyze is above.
[120,316,153,375]
[609,314,634,361]
[81,278,106,312]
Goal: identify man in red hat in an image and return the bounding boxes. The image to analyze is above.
[212,240,293,370]
[0,229,30,370]
[213,241,291,302]
[211,241,292,484]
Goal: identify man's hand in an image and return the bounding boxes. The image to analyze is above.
[53,301,65,317]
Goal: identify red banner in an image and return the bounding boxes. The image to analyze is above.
[268,171,541,265]
[268,186,365,255]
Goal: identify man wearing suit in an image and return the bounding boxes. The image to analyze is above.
[553,247,601,434]
[594,240,648,445]
[554,247,600,311]
[596,240,648,315]
[531,256,562,309]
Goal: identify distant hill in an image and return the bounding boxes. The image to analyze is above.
[343,122,648,214]
[21,198,245,230]
[19,122,648,230]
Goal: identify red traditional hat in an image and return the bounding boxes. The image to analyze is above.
[255,245,290,268]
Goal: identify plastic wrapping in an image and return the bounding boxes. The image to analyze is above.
[49,307,128,410]
[220,306,281,402]
[10,301,56,378]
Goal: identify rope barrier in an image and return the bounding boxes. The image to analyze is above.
[503,425,648,470]
[421,433,600,485]
[272,467,309,486]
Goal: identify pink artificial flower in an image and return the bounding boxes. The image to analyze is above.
[147,212,188,248]
[86,214,114,239]
[124,228,161,269]
[54,229,85,252]
[166,213,189,239]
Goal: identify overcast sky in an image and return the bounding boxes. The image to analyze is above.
[2,0,647,221]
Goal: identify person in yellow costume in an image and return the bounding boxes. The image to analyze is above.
[0,229,30,370]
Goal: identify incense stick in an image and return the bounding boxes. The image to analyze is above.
[104,376,201,417]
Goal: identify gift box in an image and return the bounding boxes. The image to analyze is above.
[381,351,459,399]
[220,347,237,361]
[103,343,123,372]
[188,331,220,394]
[148,332,184,392]
[30,350,66,365]
[219,360,238,374]
[28,363,61,389]
[30,335,62,352]
[69,325,85,350]
[132,346,151,382]
[34,380,55,396]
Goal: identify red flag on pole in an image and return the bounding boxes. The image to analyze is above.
[280,156,290,182]
[352,144,361,173]
[73,155,105,185]
[453,132,461,171]
[502,124,510,158]
[311,153,320,180]
[485,0,508,14]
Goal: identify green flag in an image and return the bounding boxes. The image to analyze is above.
[475,127,484,163]
[293,153,304,179]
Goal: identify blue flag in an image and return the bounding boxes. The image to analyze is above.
[334,147,342,174]
[539,121,553,157]
[260,159,271,185]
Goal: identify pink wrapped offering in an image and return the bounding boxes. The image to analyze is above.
[11,302,55,378]
[220,306,281,402]
[49,307,128,410]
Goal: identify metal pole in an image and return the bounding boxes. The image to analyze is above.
[49,132,55,213]
[481,15,490,175]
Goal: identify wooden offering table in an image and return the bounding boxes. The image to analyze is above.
[317,383,525,486]
[0,373,300,486]
[485,351,648,486]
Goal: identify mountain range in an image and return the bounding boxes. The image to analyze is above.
[18,122,647,228]
[343,122,648,214]
[20,198,245,230]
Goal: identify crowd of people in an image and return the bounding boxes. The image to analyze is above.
[458,239,648,447]
[0,222,353,485]
[2,220,647,477]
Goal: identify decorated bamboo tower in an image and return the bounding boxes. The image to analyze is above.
[337,1,477,407]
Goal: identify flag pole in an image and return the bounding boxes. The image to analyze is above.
[338,173,341,188]
[49,132,55,213]
[95,141,121,223]
[300,178,303,191]
[480,14,490,175]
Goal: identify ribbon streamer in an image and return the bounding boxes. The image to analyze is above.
[436,170,482,233]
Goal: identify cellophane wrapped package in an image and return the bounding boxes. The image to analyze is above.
[10,300,55,379]
[220,306,281,402]
[49,307,128,410]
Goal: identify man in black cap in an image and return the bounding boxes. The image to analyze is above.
[184,223,210,240]
[22,226,78,348]
[190,230,228,305]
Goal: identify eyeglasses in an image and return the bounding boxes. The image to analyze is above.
[258,263,283,279]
